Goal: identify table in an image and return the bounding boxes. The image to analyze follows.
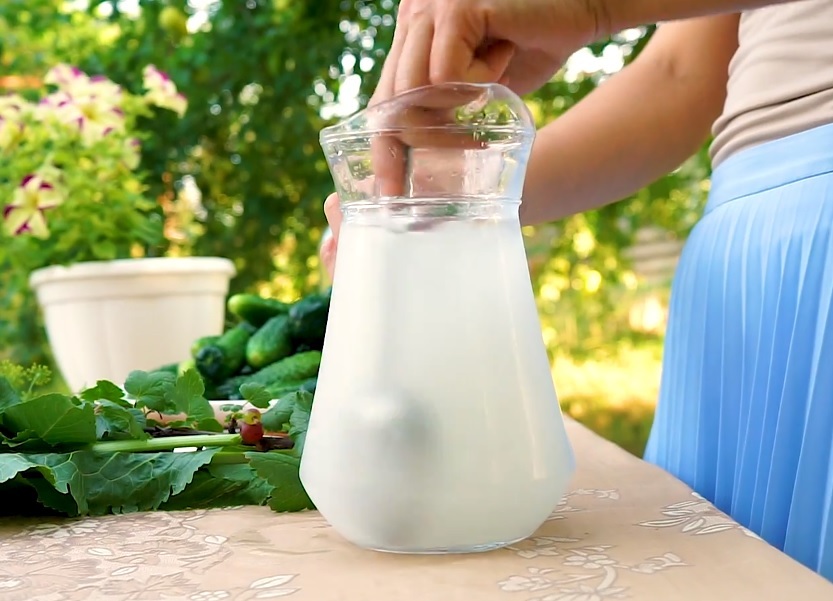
[1,419,831,601]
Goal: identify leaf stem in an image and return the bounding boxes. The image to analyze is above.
[91,433,242,453]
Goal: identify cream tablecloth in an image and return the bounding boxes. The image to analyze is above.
[1,418,831,601]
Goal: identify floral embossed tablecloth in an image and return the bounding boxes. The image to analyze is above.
[1,418,831,601]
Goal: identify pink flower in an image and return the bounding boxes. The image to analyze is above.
[43,64,87,88]
[3,174,65,238]
[40,90,125,144]
[142,65,187,117]
[40,65,125,143]
[44,64,123,101]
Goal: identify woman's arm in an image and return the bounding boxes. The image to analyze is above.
[520,14,740,226]
[600,0,795,33]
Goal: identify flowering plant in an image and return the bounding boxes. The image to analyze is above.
[0,63,187,269]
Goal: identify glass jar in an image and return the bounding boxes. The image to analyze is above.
[300,83,575,554]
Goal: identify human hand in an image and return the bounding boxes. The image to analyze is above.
[371,0,610,103]
[320,193,341,280]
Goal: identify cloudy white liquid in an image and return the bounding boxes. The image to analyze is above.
[300,205,574,553]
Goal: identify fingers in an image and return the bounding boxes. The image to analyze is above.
[470,39,516,83]
[369,12,410,197]
[366,0,510,199]
[323,192,342,241]
[429,3,492,84]
[321,193,341,280]
[370,5,409,106]
[320,236,337,281]
[394,14,434,93]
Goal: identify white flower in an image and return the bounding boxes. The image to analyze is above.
[563,552,618,570]
[143,64,187,117]
[3,174,65,238]
[123,138,142,169]
[498,574,553,592]
[0,116,23,151]
[43,63,87,88]
[40,66,125,144]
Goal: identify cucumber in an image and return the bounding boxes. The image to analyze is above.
[247,351,322,389]
[177,358,196,376]
[191,335,220,359]
[245,314,293,368]
[227,293,290,327]
[287,293,330,350]
[152,362,180,375]
[265,379,310,398]
[215,374,250,400]
[195,322,256,382]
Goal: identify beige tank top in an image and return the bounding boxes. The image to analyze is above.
[709,0,833,167]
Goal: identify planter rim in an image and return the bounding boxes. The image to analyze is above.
[29,256,236,288]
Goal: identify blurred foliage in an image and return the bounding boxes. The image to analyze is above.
[554,341,663,456]
[1,0,710,427]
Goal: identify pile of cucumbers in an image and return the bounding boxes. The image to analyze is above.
[164,288,331,401]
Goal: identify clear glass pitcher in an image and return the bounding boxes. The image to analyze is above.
[300,82,575,554]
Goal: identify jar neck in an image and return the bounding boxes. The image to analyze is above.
[341,198,520,226]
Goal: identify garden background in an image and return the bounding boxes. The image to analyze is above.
[0,0,714,457]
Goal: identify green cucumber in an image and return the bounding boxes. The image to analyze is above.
[152,362,180,375]
[247,351,322,389]
[191,335,220,359]
[227,293,290,327]
[287,292,330,350]
[195,322,256,382]
[215,374,250,400]
[177,358,196,376]
[245,314,293,368]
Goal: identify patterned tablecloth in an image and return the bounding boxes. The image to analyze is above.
[1,418,831,601]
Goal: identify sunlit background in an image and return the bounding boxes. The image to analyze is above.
[1,0,714,455]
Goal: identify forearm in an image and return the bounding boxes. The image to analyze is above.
[520,15,738,225]
[600,0,797,32]
[520,64,712,224]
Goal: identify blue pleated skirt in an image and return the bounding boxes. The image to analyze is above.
[644,121,833,581]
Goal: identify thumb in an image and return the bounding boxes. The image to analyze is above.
[323,192,342,242]
[320,235,337,281]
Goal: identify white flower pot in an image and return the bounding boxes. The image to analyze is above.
[29,256,236,392]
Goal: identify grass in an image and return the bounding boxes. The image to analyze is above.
[552,341,662,457]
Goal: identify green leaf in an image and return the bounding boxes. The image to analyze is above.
[124,370,176,413]
[0,454,43,484]
[172,370,223,432]
[22,449,220,515]
[160,463,274,511]
[95,401,148,440]
[261,392,297,432]
[0,377,22,414]
[25,477,79,516]
[0,454,77,515]
[81,380,128,406]
[246,452,314,512]
[240,382,272,408]
[1,394,97,447]
[287,391,313,456]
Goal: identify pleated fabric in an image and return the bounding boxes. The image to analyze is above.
[644,121,833,582]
